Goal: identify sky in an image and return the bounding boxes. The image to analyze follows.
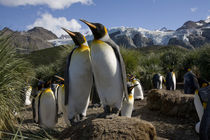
[0,0,210,37]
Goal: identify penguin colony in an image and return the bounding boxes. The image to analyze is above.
[27,20,209,138]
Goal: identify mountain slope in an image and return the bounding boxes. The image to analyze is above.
[49,18,210,49]
[0,27,58,53]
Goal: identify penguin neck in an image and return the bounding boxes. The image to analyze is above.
[95,33,110,42]
[77,42,90,52]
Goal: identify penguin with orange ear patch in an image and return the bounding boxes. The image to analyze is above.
[121,83,138,118]
[80,19,128,117]
[33,80,57,128]
[62,28,93,125]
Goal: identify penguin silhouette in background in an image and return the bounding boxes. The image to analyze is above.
[25,85,32,106]
[80,19,128,116]
[121,83,138,118]
[166,69,176,90]
[62,28,93,124]
[152,73,164,89]
[184,68,200,94]
[33,80,57,128]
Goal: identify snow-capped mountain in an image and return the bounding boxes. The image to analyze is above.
[48,18,210,49]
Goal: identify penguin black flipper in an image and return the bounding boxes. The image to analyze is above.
[199,100,210,139]
[104,39,128,100]
[64,48,76,105]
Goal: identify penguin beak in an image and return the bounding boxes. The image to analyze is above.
[130,84,138,90]
[61,27,76,37]
[54,75,64,81]
[80,19,97,29]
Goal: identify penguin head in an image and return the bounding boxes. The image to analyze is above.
[127,83,138,95]
[80,19,108,40]
[61,27,87,46]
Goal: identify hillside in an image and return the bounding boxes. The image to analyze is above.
[0,27,58,53]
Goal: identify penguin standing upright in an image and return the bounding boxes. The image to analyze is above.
[25,85,32,106]
[184,68,200,94]
[129,75,144,100]
[166,69,176,90]
[80,19,128,116]
[62,28,93,124]
[121,83,138,117]
[194,83,210,135]
[152,73,163,89]
[33,80,57,128]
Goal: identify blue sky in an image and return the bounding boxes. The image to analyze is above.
[0,0,210,37]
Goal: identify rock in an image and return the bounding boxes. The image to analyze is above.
[176,21,199,31]
[111,34,137,48]
[60,116,157,140]
[188,34,206,48]
[168,38,194,49]
[202,28,210,40]
[147,89,197,119]
[132,33,154,47]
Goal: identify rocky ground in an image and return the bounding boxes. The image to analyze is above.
[15,90,199,140]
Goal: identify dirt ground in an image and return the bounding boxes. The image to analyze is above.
[17,92,199,140]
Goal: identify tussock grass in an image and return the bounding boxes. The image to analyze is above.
[0,37,35,136]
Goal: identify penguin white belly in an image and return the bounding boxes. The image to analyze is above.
[91,42,123,108]
[159,76,163,89]
[172,73,176,90]
[58,85,65,114]
[39,89,57,128]
[133,81,144,100]
[25,86,32,106]
[67,51,93,119]
[121,90,134,117]
[57,85,69,125]
[194,93,204,121]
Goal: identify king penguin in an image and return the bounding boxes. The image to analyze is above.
[121,83,138,118]
[62,28,93,124]
[129,75,144,100]
[25,85,32,106]
[166,69,176,90]
[80,19,128,116]
[33,80,57,128]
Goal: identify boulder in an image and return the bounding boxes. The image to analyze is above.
[60,116,157,140]
[147,89,197,119]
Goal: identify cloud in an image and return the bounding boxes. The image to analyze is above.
[27,13,87,37]
[190,7,197,12]
[206,16,210,23]
[0,0,93,9]
[208,10,210,12]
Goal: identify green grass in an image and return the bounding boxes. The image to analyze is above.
[0,37,35,135]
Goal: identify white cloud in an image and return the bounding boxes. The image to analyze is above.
[190,7,198,12]
[0,0,93,9]
[27,13,87,37]
[208,10,210,12]
[206,16,210,23]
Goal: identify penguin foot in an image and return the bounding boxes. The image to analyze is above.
[79,114,87,121]
[104,105,111,114]
[69,117,78,126]
[111,107,119,114]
